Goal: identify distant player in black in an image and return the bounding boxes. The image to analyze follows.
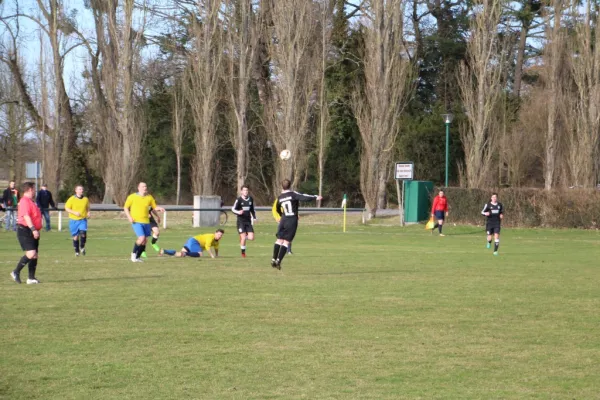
[232,185,257,258]
[271,179,322,269]
[481,193,504,256]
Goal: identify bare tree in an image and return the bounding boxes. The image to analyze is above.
[510,0,544,98]
[458,0,505,188]
[542,0,568,190]
[171,79,186,205]
[183,0,224,196]
[0,64,30,182]
[503,87,546,186]
[0,0,78,192]
[566,1,600,187]
[83,0,147,204]
[222,0,259,192]
[260,0,323,191]
[316,0,335,206]
[352,0,415,219]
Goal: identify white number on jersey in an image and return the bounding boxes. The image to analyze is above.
[281,200,294,216]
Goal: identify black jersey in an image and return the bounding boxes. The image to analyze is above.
[275,191,318,220]
[481,202,504,225]
[232,196,256,221]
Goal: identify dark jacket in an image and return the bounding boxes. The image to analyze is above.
[36,189,56,209]
[2,188,18,207]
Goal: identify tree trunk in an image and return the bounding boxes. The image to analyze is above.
[513,23,529,98]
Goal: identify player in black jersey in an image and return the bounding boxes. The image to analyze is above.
[271,179,322,269]
[232,185,257,258]
[142,207,162,258]
[481,193,504,255]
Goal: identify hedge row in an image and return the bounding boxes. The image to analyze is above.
[440,187,600,229]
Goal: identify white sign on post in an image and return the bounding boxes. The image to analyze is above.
[25,161,42,194]
[25,161,42,179]
[394,162,414,180]
[394,162,414,227]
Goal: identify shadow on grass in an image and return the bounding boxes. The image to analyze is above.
[51,275,165,283]
[441,227,485,236]
[296,269,416,276]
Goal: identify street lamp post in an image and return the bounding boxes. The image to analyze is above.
[442,113,454,188]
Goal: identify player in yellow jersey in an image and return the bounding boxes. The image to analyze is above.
[159,229,224,258]
[64,185,90,256]
[124,182,164,262]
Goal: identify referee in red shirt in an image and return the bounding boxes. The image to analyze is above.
[431,189,449,236]
[10,182,42,284]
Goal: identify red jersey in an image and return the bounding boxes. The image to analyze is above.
[18,196,42,230]
[432,195,448,213]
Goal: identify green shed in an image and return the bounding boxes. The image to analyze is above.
[403,181,434,223]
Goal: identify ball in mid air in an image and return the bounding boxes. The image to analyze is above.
[280,149,291,161]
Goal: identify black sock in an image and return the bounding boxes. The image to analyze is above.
[15,255,30,274]
[137,245,146,258]
[277,245,288,263]
[28,258,38,279]
[151,236,158,245]
[438,224,443,233]
[133,244,140,255]
[433,223,439,230]
[80,233,87,249]
[73,239,80,253]
[494,240,499,252]
[272,244,281,260]
[241,248,246,254]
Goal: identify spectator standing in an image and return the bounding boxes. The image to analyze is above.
[2,181,19,231]
[36,184,56,232]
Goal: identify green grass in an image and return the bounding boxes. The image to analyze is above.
[1,217,599,399]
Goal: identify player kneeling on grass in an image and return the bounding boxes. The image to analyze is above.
[64,185,90,256]
[159,229,224,258]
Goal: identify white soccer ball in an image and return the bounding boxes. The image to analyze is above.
[279,149,291,161]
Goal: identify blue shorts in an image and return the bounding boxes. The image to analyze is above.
[183,237,203,255]
[434,210,445,220]
[69,219,88,236]
[132,223,152,238]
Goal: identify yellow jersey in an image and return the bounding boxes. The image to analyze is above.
[124,193,157,224]
[193,233,220,252]
[65,195,90,220]
[272,198,281,222]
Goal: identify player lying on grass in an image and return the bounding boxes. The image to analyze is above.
[159,229,224,258]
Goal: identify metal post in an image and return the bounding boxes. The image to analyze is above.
[395,179,402,225]
[401,180,405,227]
[445,123,450,188]
[163,210,167,230]
[58,211,62,232]
[35,160,39,195]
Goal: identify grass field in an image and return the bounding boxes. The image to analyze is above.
[1,213,599,399]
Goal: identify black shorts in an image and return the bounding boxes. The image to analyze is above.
[276,218,298,242]
[237,219,254,234]
[17,225,40,251]
[434,210,445,220]
[149,215,159,229]
[486,225,501,235]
